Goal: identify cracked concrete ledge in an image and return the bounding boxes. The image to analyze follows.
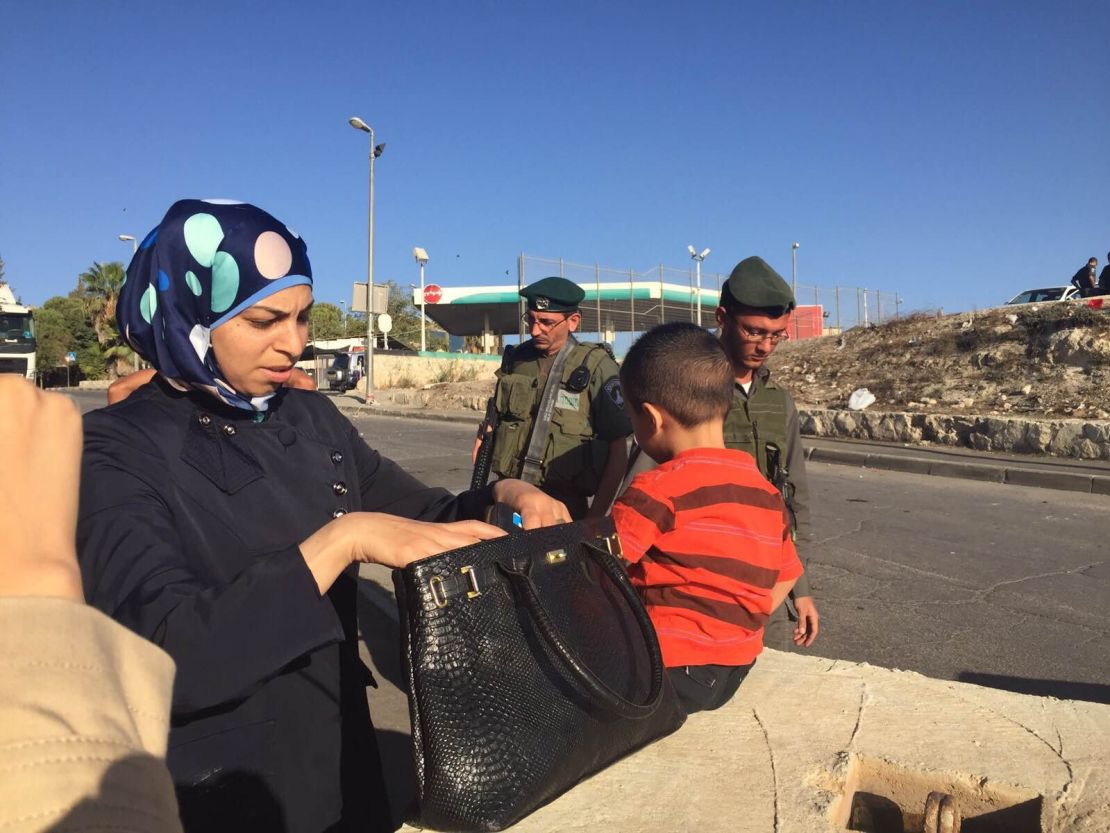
[400,650,1110,832]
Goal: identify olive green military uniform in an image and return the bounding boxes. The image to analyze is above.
[717,256,814,650]
[726,369,813,649]
[490,336,631,519]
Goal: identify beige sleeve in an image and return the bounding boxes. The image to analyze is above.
[0,598,182,833]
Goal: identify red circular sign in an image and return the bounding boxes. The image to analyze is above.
[424,284,443,304]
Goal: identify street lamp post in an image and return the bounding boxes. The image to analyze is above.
[687,245,711,326]
[118,235,140,370]
[349,116,385,398]
[413,247,429,353]
[791,242,800,298]
[791,242,800,339]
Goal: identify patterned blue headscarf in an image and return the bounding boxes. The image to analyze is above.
[118,199,312,412]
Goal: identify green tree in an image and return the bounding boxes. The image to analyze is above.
[37,296,98,370]
[383,280,448,351]
[309,302,344,340]
[76,261,134,378]
[33,307,70,369]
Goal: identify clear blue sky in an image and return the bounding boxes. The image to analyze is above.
[3,1,1108,316]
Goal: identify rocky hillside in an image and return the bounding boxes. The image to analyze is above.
[769,302,1110,421]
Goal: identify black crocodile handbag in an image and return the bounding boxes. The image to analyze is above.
[393,516,685,832]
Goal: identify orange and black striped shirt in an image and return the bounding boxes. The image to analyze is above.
[611,447,803,667]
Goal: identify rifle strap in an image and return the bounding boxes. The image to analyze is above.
[519,338,575,485]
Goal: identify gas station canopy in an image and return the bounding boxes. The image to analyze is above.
[412,281,724,338]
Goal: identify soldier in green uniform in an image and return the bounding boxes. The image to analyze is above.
[471,277,632,520]
[716,256,820,649]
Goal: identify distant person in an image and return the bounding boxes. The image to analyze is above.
[1071,257,1099,297]
[1099,252,1110,296]
[611,322,803,714]
[472,276,632,519]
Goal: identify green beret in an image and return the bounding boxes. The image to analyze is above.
[520,277,584,313]
[720,256,796,313]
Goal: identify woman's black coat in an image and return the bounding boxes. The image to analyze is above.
[77,378,493,833]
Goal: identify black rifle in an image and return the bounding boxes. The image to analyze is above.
[470,396,499,490]
[765,443,797,536]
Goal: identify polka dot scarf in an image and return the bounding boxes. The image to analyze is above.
[117,199,312,412]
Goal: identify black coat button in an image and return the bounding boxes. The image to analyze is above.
[330,451,344,465]
[332,509,348,519]
[222,424,237,436]
[198,414,212,426]
[332,481,348,496]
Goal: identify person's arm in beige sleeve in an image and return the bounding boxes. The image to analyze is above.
[0,377,182,833]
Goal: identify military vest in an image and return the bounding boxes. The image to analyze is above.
[490,340,611,496]
[723,374,790,480]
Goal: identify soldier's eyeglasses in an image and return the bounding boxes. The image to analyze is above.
[522,313,570,332]
[734,322,790,344]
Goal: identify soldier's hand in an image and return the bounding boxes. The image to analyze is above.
[0,378,85,600]
[792,595,820,647]
[491,479,571,529]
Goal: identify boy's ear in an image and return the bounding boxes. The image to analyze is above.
[641,401,665,434]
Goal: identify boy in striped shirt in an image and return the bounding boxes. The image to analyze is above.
[611,322,803,713]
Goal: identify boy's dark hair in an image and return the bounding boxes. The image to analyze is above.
[620,322,734,428]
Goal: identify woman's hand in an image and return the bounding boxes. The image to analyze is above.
[490,479,571,529]
[300,513,505,593]
[0,378,85,600]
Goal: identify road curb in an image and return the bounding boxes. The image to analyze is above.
[808,445,1110,495]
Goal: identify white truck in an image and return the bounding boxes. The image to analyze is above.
[0,281,36,381]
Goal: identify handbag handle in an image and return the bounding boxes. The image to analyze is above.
[498,539,666,720]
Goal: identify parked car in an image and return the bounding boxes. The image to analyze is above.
[1004,286,1080,305]
[325,351,364,392]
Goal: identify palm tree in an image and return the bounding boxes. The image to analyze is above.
[78,261,129,377]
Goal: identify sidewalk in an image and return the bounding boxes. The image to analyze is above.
[333,395,1110,496]
[355,563,1109,832]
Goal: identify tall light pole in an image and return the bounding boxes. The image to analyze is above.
[791,242,800,339]
[349,116,385,398]
[413,247,429,353]
[118,235,140,370]
[791,241,800,298]
[687,245,710,326]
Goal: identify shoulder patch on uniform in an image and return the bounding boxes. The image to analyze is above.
[603,378,625,408]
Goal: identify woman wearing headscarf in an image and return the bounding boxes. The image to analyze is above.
[77,199,566,833]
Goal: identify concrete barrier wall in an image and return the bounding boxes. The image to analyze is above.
[372,353,499,389]
[800,407,1110,461]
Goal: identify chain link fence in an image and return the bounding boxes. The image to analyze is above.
[520,254,901,338]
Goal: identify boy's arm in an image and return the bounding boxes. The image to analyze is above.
[610,480,670,566]
[769,576,799,612]
[587,437,629,518]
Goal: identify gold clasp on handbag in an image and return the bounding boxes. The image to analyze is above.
[429,575,448,608]
[603,534,623,558]
[461,565,482,598]
[545,548,567,564]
